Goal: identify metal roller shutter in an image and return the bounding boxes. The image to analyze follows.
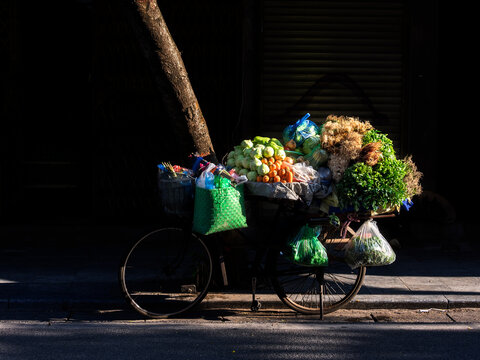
[260,0,407,150]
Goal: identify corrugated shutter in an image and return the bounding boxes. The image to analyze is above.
[261,0,406,148]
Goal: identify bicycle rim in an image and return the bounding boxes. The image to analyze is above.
[268,224,366,314]
[119,228,212,318]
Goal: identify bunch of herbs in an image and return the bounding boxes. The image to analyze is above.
[362,129,396,160]
[336,156,408,211]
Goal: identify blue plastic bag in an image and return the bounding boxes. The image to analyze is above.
[282,113,320,147]
[401,199,414,211]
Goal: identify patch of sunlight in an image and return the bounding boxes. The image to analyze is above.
[0,278,18,284]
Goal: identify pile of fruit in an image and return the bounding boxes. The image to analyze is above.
[226,136,296,183]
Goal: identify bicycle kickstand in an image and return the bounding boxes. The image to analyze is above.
[250,276,261,312]
[316,268,325,320]
[319,282,324,320]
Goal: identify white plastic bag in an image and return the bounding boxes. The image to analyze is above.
[292,162,318,182]
[344,219,396,269]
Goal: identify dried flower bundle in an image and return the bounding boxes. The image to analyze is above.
[321,115,372,159]
[358,142,382,166]
[321,114,373,182]
[403,155,423,198]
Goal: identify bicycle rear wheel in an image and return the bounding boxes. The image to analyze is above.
[119,228,212,318]
[267,224,365,315]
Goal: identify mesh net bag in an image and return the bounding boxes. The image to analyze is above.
[192,184,248,235]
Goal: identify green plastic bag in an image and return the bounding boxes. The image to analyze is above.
[286,225,328,267]
[192,184,248,235]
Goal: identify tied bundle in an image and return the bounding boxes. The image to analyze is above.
[358,142,382,167]
[321,115,373,183]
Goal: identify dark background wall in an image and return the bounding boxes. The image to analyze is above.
[0,1,472,248]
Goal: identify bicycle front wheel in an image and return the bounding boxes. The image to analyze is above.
[119,228,212,318]
[267,224,366,315]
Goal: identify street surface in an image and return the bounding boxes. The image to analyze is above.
[1,308,480,359]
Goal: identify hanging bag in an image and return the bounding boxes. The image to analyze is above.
[192,183,248,235]
[344,219,396,269]
[286,225,328,267]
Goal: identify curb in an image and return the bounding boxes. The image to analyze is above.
[202,293,480,311]
[3,293,480,313]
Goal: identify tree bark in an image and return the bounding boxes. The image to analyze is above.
[128,0,217,162]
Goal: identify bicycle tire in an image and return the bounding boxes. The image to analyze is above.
[267,224,366,315]
[119,227,212,318]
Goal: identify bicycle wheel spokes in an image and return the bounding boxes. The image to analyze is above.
[271,252,365,313]
[268,222,366,315]
[119,228,212,318]
[271,254,322,311]
[321,259,361,307]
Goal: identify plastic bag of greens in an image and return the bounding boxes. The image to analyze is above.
[344,219,396,269]
[282,113,320,149]
[304,144,329,169]
[286,225,328,267]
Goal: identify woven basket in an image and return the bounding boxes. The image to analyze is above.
[158,177,195,218]
[192,184,248,235]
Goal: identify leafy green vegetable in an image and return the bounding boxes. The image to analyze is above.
[362,129,396,160]
[304,145,329,169]
[344,235,396,269]
[336,129,408,211]
[247,171,257,182]
[302,135,321,155]
[336,157,407,211]
[262,146,275,158]
[286,225,328,267]
[241,139,253,149]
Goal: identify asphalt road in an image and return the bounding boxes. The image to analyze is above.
[1,319,479,360]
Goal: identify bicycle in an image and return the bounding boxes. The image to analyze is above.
[118,191,395,319]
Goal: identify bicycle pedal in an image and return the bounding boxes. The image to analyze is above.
[250,300,261,312]
[181,285,196,293]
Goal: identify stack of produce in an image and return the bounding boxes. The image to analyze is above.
[331,116,422,212]
[224,112,422,214]
[225,136,296,183]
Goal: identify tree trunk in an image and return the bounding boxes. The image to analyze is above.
[127,0,217,162]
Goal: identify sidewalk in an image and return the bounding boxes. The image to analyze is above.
[1,226,479,317]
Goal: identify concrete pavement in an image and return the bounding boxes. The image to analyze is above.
[1,225,479,319]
